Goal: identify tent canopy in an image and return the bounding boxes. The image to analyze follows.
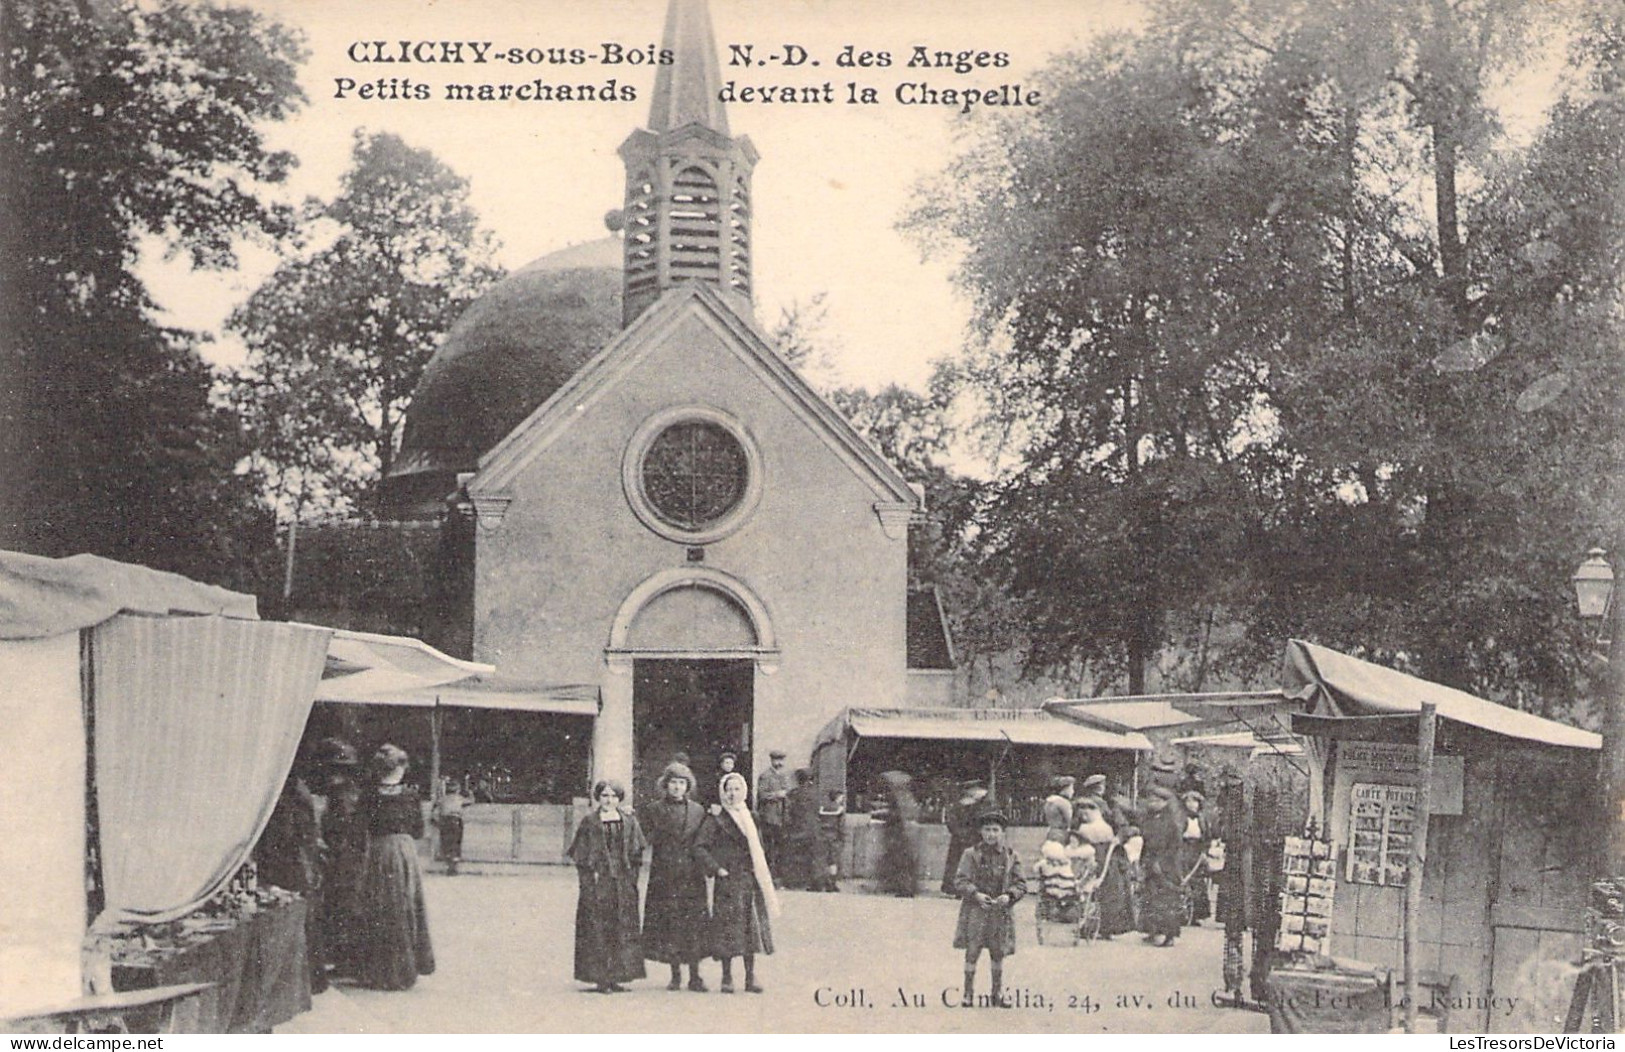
[315,632,598,716]
[0,550,258,640]
[816,706,1153,752]
[1282,638,1599,751]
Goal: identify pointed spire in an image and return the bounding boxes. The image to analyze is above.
[646,0,729,135]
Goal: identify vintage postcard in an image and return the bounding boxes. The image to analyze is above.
[1,0,1616,1038]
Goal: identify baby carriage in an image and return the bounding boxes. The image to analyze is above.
[1034,841,1083,946]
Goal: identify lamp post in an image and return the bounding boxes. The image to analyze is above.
[1574,547,1625,876]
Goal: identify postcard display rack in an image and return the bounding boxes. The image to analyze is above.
[1344,782,1417,888]
[1276,823,1336,955]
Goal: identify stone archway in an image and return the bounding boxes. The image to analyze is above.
[598,568,779,801]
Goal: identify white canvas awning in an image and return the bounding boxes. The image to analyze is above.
[816,707,1152,752]
[1283,638,1599,750]
[313,632,598,716]
[314,629,491,703]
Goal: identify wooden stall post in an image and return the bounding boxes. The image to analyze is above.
[429,702,443,860]
[1405,702,1438,1033]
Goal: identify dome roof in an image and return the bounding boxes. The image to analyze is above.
[391,236,622,489]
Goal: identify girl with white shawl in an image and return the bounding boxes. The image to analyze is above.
[694,771,780,993]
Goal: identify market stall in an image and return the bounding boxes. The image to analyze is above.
[0,550,329,1029]
[1281,640,1601,1033]
[810,706,1151,881]
[313,660,602,864]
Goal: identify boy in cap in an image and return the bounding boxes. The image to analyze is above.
[952,811,1027,1008]
[643,761,711,990]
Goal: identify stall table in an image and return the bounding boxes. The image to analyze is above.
[1265,964,1389,1033]
[112,899,310,1033]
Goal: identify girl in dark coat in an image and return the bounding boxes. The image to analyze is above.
[356,744,436,990]
[568,779,649,992]
[694,771,779,993]
[641,762,711,991]
[875,770,921,897]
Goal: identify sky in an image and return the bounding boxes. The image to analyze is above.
[142,0,1148,393]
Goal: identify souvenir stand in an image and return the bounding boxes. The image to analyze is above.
[1277,640,1601,1033]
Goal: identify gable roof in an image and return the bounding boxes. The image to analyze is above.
[469,282,920,506]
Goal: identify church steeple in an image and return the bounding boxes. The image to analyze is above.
[618,0,757,327]
[646,0,729,136]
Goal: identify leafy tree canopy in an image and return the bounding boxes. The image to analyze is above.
[908,0,1624,710]
[229,130,505,516]
[0,0,306,587]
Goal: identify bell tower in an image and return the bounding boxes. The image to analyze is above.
[618,0,758,327]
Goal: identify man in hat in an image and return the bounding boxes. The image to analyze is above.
[1081,773,1108,801]
[1138,785,1186,947]
[784,767,820,889]
[941,779,989,895]
[952,811,1027,1008]
[757,749,792,879]
[1043,775,1076,843]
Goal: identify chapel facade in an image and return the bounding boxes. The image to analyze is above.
[379,0,930,801]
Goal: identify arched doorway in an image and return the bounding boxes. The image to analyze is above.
[604,568,777,803]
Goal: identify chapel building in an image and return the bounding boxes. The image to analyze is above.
[374,0,933,802]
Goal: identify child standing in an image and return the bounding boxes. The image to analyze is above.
[433,778,467,876]
[952,811,1027,1008]
[815,790,846,892]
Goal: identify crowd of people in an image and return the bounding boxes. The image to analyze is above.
[258,741,1222,1005]
[256,738,437,994]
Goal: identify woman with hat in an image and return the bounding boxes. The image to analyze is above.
[1075,795,1135,939]
[695,771,779,993]
[568,779,649,992]
[1178,790,1213,925]
[315,738,366,980]
[951,810,1027,1008]
[642,761,711,991]
[1043,776,1076,844]
[1137,785,1186,947]
[356,743,436,989]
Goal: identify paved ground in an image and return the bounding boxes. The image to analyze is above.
[282,867,1272,1034]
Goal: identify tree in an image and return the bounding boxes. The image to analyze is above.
[905,30,1292,692]
[909,0,1623,707]
[229,131,503,506]
[0,0,305,586]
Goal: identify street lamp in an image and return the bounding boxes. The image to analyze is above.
[1574,546,1625,882]
[1574,548,1614,624]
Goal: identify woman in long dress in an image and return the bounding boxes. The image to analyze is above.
[568,779,648,992]
[641,762,710,991]
[874,770,921,897]
[356,744,436,990]
[694,771,779,993]
[1075,795,1134,939]
[1137,785,1187,947]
